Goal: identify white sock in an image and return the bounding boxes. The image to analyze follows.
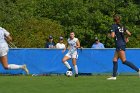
[74,65,78,74]
[64,61,71,69]
[8,64,23,70]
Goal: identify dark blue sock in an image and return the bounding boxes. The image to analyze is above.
[113,61,118,77]
[123,60,139,72]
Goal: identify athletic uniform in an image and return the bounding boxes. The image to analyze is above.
[107,24,140,80]
[63,37,79,77]
[111,24,127,51]
[0,27,9,57]
[0,27,30,74]
[65,38,78,59]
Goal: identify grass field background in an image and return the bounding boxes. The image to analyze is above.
[0,75,140,93]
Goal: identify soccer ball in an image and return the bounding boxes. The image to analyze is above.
[66,71,73,77]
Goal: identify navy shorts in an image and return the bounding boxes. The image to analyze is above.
[116,45,126,51]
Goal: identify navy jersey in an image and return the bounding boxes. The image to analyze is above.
[45,42,55,48]
[111,24,127,47]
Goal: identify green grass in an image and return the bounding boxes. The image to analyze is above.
[0,75,140,93]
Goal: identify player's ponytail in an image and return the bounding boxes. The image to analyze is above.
[113,15,121,24]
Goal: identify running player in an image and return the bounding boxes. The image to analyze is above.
[62,32,80,77]
[0,27,29,74]
[107,15,140,80]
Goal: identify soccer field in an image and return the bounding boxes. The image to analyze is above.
[0,75,140,93]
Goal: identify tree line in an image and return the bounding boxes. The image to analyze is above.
[0,0,140,48]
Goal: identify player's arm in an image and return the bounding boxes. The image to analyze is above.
[125,30,131,36]
[108,25,116,38]
[107,32,115,38]
[111,32,115,38]
[3,28,12,42]
[5,35,12,42]
[75,40,80,48]
[125,30,131,43]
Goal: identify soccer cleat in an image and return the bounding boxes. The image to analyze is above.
[22,64,29,75]
[68,68,73,71]
[75,74,78,78]
[107,77,116,80]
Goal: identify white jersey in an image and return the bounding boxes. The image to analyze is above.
[56,43,66,49]
[0,27,10,57]
[67,38,78,54]
[0,27,9,46]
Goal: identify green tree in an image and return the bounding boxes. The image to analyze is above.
[0,0,140,48]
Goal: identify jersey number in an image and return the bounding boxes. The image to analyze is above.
[118,27,124,33]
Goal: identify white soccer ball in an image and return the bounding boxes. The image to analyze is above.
[66,71,73,77]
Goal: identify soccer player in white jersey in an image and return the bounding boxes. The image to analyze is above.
[62,32,80,77]
[0,27,29,74]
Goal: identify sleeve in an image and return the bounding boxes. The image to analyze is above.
[2,28,10,36]
[75,38,78,42]
[111,24,115,32]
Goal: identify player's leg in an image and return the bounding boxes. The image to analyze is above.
[0,55,29,74]
[72,53,78,77]
[107,51,119,80]
[113,51,119,77]
[62,55,72,71]
[72,58,78,77]
[118,50,139,72]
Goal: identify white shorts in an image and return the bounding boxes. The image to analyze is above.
[0,44,9,57]
[65,51,78,59]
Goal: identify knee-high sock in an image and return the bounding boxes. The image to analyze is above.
[74,65,78,74]
[123,60,139,72]
[64,61,71,69]
[8,64,23,69]
[113,61,118,77]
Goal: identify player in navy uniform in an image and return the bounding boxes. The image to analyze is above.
[107,15,140,80]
